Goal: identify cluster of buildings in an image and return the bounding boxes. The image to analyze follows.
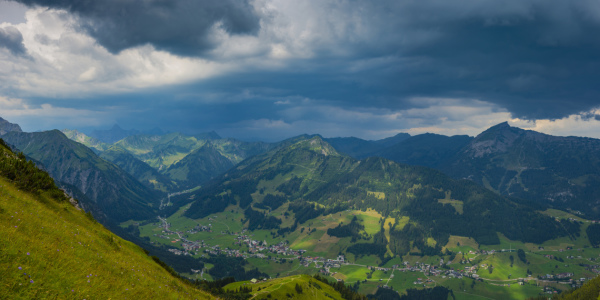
[187,223,212,234]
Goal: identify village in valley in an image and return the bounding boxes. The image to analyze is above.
[132,206,600,298]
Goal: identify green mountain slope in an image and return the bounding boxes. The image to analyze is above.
[373,133,473,168]
[1,130,159,222]
[115,132,206,170]
[100,146,177,192]
[442,122,600,218]
[164,143,234,189]
[177,136,572,253]
[0,140,212,299]
[209,138,274,165]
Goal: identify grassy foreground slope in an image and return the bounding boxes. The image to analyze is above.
[0,142,212,299]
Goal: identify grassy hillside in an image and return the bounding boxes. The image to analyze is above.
[115,132,206,170]
[61,129,110,152]
[224,274,366,300]
[0,141,212,299]
[164,143,235,189]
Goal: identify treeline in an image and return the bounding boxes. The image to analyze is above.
[404,178,572,245]
[327,216,365,239]
[254,194,287,211]
[183,175,259,219]
[368,286,454,300]
[399,287,454,300]
[346,229,388,260]
[587,224,600,247]
[200,255,268,281]
[289,202,325,224]
[243,207,281,231]
[312,274,367,300]
[288,201,346,224]
[388,223,443,257]
[0,139,67,202]
[276,176,305,195]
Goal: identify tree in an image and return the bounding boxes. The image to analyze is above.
[295,283,303,294]
[517,249,527,264]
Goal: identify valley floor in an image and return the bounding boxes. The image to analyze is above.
[124,204,600,300]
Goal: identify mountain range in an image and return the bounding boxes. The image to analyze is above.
[177,136,574,253]
[3,115,600,299]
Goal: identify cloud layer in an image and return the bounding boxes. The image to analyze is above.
[14,0,260,56]
[2,0,600,139]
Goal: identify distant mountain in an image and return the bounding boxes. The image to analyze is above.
[210,138,274,164]
[373,132,412,148]
[114,132,206,170]
[100,145,177,192]
[177,136,571,252]
[442,122,600,218]
[90,124,141,143]
[110,133,274,189]
[0,117,22,135]
[1,130,159,222]
[324,132,410,158]
[61,128,110,153]
[194,130,221,140]
[324,137,381,158]
[163,143,234,189]
[374,133,473,168]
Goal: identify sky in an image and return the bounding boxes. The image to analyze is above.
[1,0,600,142]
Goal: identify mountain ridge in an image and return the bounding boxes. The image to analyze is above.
[1,130,159,222]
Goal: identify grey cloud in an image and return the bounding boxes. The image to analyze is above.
[14,0,260,56]
[293,0,600,120]
[0,26,26,55]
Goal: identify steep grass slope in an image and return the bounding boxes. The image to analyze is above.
[0,141,212,299]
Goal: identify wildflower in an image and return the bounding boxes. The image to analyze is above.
[18,267,22,270]
[30,280,34,283]
[26,252,30,255]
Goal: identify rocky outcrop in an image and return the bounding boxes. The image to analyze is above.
[0,117,22,135]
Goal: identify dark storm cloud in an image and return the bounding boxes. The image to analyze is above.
[261,0,600,121]
[14,0,260,56]
[8,0,600,137]
[0,26,26,55]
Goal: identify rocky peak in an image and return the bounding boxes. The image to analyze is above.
[0,117,22,135]
[466,122,525,157]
